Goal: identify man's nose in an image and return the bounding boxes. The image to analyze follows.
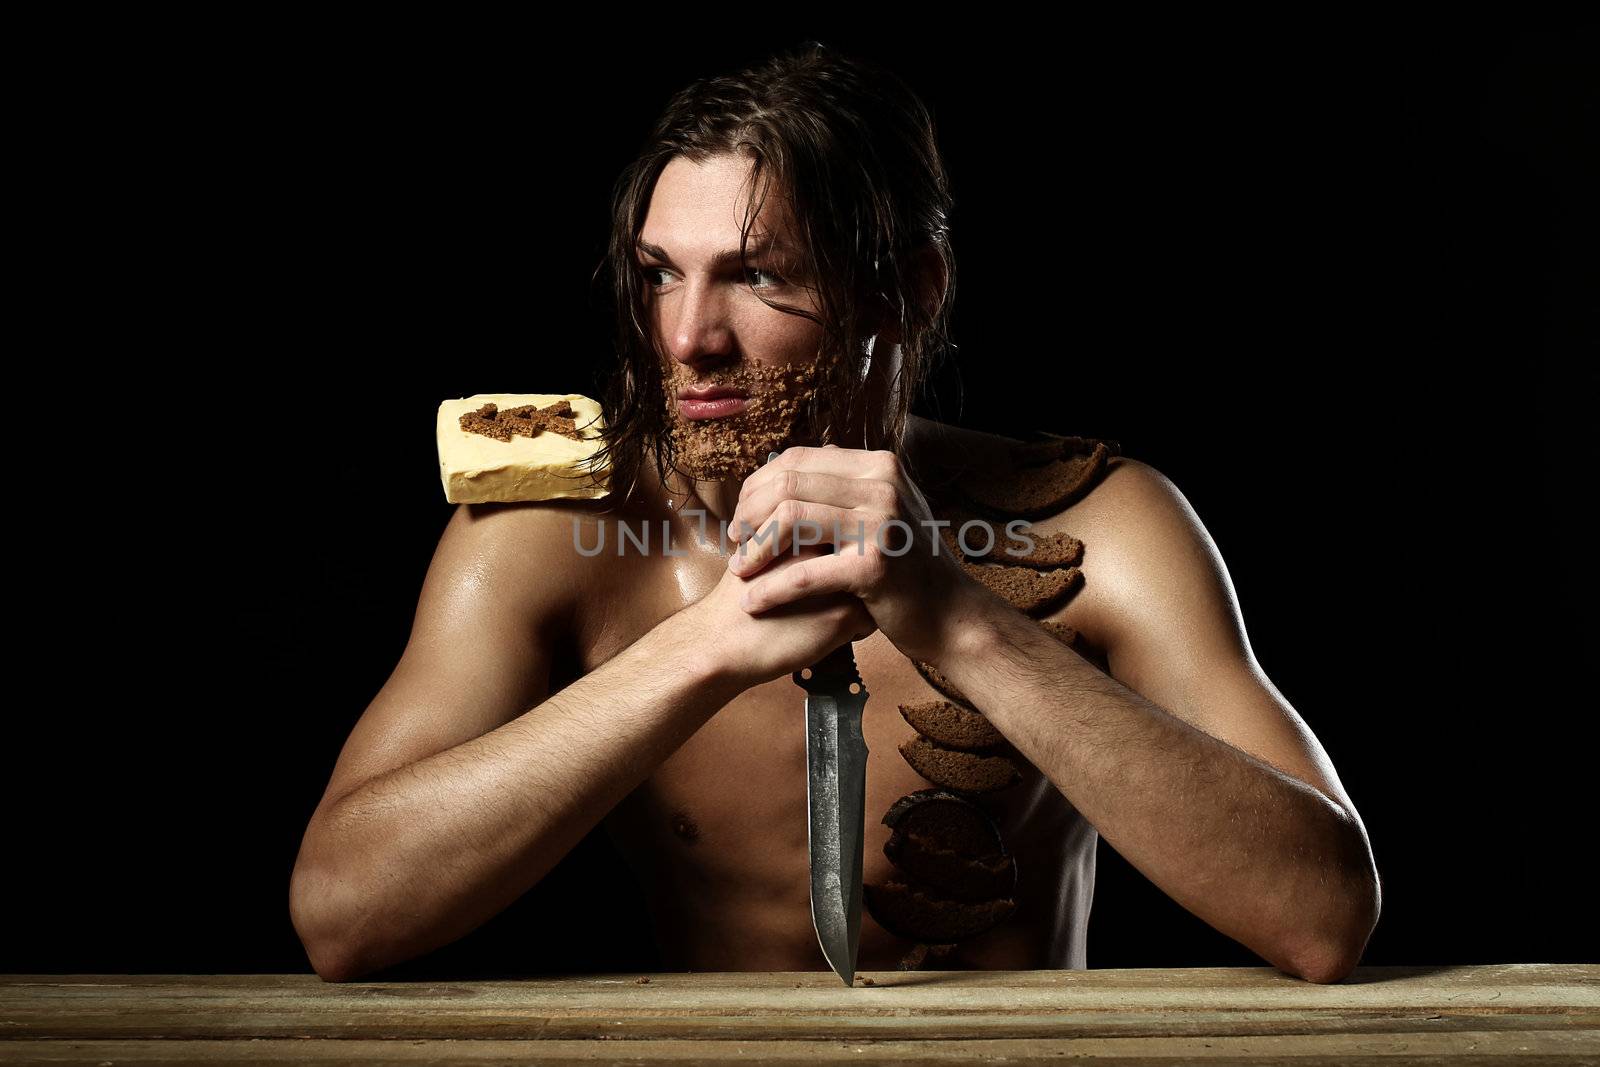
[663,277,736,369]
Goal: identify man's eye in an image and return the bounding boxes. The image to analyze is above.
[638,265,785,290]
[745,267,785,289]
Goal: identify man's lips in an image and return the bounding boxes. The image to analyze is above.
[676,384,751,421]
[677,385,749,401]
[678,394,750,420]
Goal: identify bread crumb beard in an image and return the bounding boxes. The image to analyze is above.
[663,355,840,481]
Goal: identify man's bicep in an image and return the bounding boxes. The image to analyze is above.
[316,503,573,812]
[1092,460,1359,820]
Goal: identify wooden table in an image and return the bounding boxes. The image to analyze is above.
[2,965,1595,1064]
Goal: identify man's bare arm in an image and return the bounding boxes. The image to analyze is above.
[931,460,1380,984]
[288,503,744,982]
[289,503,873,983]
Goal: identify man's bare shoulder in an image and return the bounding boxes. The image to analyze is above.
[1050,454,1187,536]
[1029,453,1230,651]
[1017,454,1182,565]
[431,496,621,625]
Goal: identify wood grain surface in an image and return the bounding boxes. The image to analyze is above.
[2,965,1595,1064]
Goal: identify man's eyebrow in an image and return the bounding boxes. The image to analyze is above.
[635,238,797,268]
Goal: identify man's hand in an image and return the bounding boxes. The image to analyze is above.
[726,443,985,664]
[684,540,879,688]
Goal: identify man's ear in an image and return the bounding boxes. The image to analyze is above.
[877,241,949,347]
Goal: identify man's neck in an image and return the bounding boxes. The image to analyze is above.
[669,473,743,541]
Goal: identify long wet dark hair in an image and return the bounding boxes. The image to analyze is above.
[585,40,957,511]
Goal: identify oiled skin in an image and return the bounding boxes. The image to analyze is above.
[556,419,1105,972]
[290,418,1124,978]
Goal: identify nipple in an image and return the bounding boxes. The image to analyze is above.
[669,809,701,843]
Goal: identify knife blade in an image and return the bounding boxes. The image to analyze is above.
[764,446,871,984]
[795,640,870,985]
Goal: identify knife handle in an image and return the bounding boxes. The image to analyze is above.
[794,641,865,695]
[766,452,868,697]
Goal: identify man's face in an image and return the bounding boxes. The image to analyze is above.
[636,152,843,482]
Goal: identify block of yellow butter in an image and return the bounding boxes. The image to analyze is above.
[436,392,611,503]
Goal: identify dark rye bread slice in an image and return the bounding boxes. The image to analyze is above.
[865,879,1016,943]
[957,436,1119,522]
[882,789,1017,902]
[896,942,957,970]
[899,699,1002,750]
[900,736,1022,794]
[1039,619,1078,647]
[458,399,582,442]
[961,560,1082,615]
[938,512,1085,571]
[888,834,1017,902]
[910,658,969,706]
[1014,432,1122,466]
[1041,619,1111,674]
[883,789,1004,855]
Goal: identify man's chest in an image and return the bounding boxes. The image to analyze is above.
[570,542,1106,879]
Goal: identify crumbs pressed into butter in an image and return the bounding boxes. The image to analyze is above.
[436,392,611,504]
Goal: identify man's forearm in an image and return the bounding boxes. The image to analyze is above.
[291,610,745,981]
[930,593,1377,982]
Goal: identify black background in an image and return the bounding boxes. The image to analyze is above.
[10,18,1594,978]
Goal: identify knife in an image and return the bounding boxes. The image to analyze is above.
[764,450,872,985]
[796,640,870,985]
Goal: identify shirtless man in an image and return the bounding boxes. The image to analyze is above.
[289,43,1380,984]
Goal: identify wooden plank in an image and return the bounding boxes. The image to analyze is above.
[2,1030,1598,1065]
[7,1009,1597,1042]
[9,964,1597,992]
[3,965,1594,1010]
[1,967,1594,1062]
[2,967,1592,1020]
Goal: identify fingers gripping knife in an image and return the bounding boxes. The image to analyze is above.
[764,452,871,985]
